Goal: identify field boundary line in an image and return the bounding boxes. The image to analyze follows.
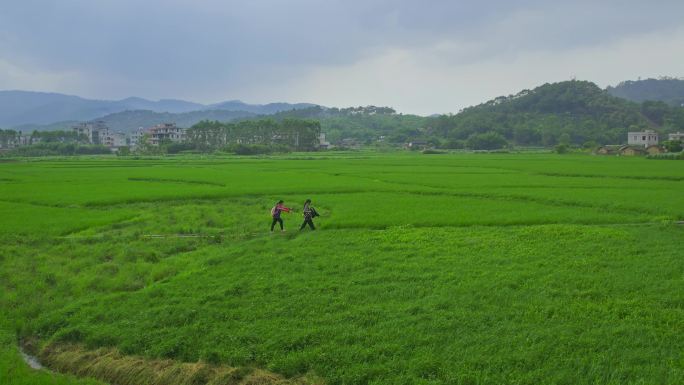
[325,172,678,217]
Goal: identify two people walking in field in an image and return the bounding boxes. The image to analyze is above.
[270,199,319,232]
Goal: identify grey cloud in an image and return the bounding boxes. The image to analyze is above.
[0,0,682,107]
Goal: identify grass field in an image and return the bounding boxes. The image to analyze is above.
[1,152,683,385]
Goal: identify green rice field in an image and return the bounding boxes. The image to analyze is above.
[1,152,683,385]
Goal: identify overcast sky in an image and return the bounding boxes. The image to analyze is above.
[1,0,683,115]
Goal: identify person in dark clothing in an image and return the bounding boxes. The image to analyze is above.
[299,199,318,231]
[270,200,292,232]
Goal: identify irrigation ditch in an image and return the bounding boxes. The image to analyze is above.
[17,341,321,385]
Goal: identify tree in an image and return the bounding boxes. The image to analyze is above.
[185,118,322,152]
[466,132,508,150]
[662,140,683,153]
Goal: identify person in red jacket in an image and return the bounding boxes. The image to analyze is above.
[270,200,292,232]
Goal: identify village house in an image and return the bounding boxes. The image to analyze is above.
[406,141,428,150]
[130,127,146,148]
[618,145,646,156]
[73,121,111,146]
[645,145,666,155]
[111,131,128,148]
[147,123,186,146]
[595,145,620,155]
[339,138,361,149]
[18,135,35,146]
[627,129,658,147]
[668,132,684,141]
[319,133,331,149]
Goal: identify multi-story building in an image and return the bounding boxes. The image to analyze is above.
[73,121,111,145]
[147,123,185,146]
[130,127,146,148]
[111,132,128,148]
[627,130,658,147]
[668,132,684,141]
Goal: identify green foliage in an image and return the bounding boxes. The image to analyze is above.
[187,118,320,151]
[164,142,196,154]
[555,143,569,154]
[1,143,111,157]
[662,140,683,153]
[466,131,508,150]
[265,106,428,144]
[647,151,684,160]
[116,146,131,156]
[224,143,289,155]
[1,153,683,385]
[30,130,88,144]
[0,129,20,148]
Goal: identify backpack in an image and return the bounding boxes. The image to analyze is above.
[310,207,319,218]
[270,206,277,217]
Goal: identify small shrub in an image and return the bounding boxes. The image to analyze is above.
[554,143,569,154]
[422,149,446,154]
[466,132,508,150]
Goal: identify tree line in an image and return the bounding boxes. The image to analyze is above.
[0,129,109,156]
[184,118,321,152]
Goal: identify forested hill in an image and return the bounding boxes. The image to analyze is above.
[258,81,684,147]
[426,80,684,148]
[259,106,428,143]
[607,77,684,106]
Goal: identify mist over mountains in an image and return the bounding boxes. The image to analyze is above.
[0,90,317,128]
[606,77,684,107]
[2,78,683,137]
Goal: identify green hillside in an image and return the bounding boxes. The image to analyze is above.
[262,106,428,144]
[426,80,684,147]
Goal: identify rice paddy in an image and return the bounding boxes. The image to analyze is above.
[1,152,683,385]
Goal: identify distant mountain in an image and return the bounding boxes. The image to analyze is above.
[17,109,258,133]
[207,100,318,114]
[98,110,257,133]
[607,78,684,106]
[0,90,318,128]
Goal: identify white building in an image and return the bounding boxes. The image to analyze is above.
[627,130,658,147]
[73,121,110,145]
[111,132,128,148]
[668,132,684,141]
[147,123,185,146]
[130,127,147,148]
[319,133,331,149]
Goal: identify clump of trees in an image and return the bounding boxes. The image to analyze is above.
[662,140,683,153]
[0,129,20,148]
[5,143,110,157]
[263,106,427,144]
[1,129,104,157]
[28,130,88,143]
[185,118,321,152]
[465,132,508,150]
